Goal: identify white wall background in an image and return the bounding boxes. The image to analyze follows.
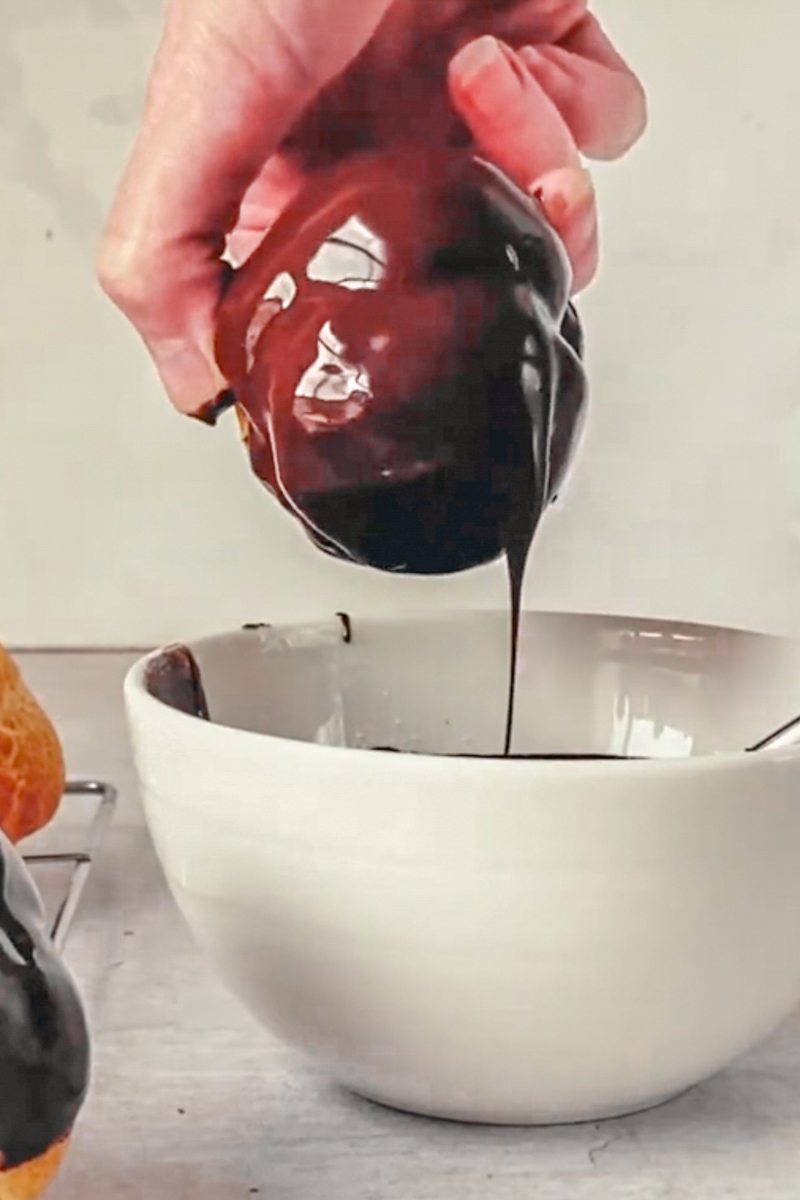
[1,0,799,647]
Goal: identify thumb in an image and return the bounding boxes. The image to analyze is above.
[98,0,394,415]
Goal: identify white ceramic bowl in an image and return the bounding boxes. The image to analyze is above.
[125,611,800,1125]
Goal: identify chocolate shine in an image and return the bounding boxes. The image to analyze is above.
[0,838,89,1170]
[216,150,587,753]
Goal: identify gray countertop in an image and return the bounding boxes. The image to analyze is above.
[18,652,800,1200]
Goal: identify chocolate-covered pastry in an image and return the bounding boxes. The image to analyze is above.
[0,835,89,1198]
[216,149,585,575]
[215,150,586,751]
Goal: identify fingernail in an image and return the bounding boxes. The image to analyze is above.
[450,36,523,106]
[532,167,594,226]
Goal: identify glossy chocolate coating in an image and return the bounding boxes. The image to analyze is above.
[216,150,586,576]
[0,835,89,1170]
[145,644,211,720]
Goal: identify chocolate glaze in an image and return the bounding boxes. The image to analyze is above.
[0,836,89,1170]
[144,644,210,720]
[215,150,586,752]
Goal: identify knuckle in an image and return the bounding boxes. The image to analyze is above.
[95,233,152,319]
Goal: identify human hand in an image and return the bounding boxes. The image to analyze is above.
[98,0,646,416]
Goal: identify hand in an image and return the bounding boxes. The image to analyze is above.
[98,0,646,416]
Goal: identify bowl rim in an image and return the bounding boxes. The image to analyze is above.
[123,609,800,774]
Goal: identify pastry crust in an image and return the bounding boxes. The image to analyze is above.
[0,647,65,842]
[0,1137,70,1200]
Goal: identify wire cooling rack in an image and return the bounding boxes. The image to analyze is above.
[22,780,117,952]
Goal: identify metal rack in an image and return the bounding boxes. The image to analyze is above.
[22,780,117,952]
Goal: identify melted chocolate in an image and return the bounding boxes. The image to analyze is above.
[374,749,643,761]
[145,644,210,720]
[215,150,586,753]
[0,838,89,1170]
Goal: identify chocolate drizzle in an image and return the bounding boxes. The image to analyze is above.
[0,837,89,1170]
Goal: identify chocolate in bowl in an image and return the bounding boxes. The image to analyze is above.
[372,749,643,760]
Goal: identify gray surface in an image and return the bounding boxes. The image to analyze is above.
[17,652,800,1199]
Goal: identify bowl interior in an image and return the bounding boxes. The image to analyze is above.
[142,612,800,759]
